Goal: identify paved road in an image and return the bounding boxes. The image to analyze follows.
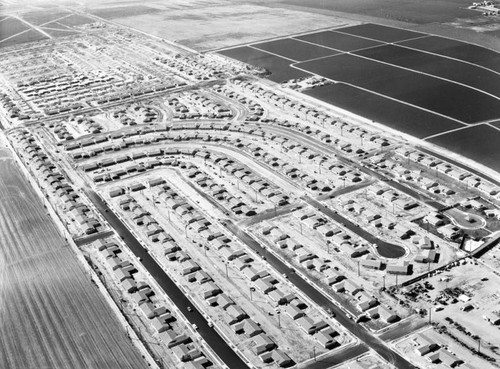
[86,190,249,369]
[223,220,417,369]
[304,344,368,369]
[302,195,405,258]
[261,124,446,211]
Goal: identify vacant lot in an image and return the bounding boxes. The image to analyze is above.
[0,17,29,41]
[111,3,351,51]
[0,149,148,369]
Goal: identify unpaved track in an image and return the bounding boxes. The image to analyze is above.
[0,152,148,369]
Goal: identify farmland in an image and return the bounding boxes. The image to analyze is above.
[296,53,500,123]
[0,17,29,41]
[0,29,48,48]
[428,125,500,173]
[400,36,500,73]
[295,31,382,52]
[252,38,338,62]
[336,23,426,42]
[354,44,500,98]
[303,83,464,138]
[219,46,311,83]
[0,147,148,369]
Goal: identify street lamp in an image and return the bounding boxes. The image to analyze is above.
[250,287,255,301]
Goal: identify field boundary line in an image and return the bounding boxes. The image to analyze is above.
[290,63,468,126]
[351,52,500,101]
[422,125,472,141]
[12,15,52,39]
[487,123,500,133]
[289,36,344,52]
[248,44,299,63]
[0,29,31,44]
[395,43,500,77]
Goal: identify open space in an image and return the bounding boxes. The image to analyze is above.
[296,53,500,124]
[252,38,338,62]
[219,46,311,83]
[354,44,500,98]
[427,125,500,173]
[303,83,464,138]
[295,30,382,52]
[0,17,29,41]
[400,36,500,73]
[0,148,148,369]
[336,23,426,42]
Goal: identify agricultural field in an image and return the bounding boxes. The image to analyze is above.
[219,46,311,83]
[0,17,29,41]
[428,125,500,173]
[0,146,148,369]
[296,53,500,123]
[295,30,382,52]
[88,5,162,19]
[282,0,478,25]
[252,38,338,62]
[0,29,48,48]
[337,23,426,42]
[354,44,500,98]
[303,83,464,138]
[399,36,500,73]
[19,10,71,25]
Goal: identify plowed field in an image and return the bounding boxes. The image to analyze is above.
[0,150,147,369]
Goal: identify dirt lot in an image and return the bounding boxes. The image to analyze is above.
[108,2,354,51]
[0,147,147,369]
[395,259,500,368]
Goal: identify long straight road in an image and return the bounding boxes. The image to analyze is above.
[222,220,417,369]
[85,190,249,369]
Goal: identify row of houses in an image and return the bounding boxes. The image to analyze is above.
[232,79,390,152]
[94,239,212,367]
[208,154,289,206]
[396,147,500,200]
[12,131,102,235]
[263,219,401,323]
[413,333,468,368]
